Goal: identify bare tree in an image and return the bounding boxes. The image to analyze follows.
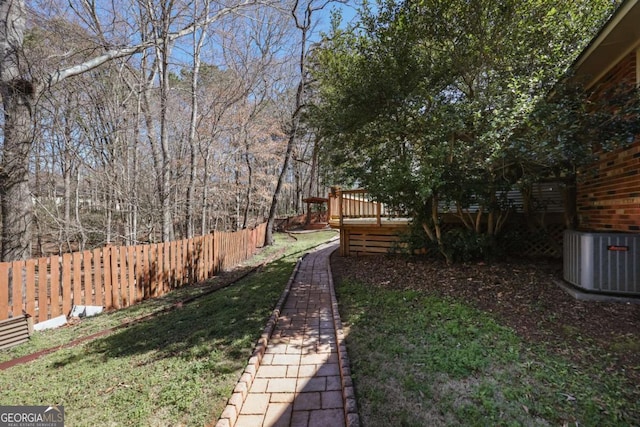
[0,0,276,260]
[265,0,339,245]
[185,0,210,238]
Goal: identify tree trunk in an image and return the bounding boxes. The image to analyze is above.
[159,38,173,241]
[265,128,296,245]
[242,144,253,229]
[234,164,241,231]
[105,184,113,244]
[74,170,87,250]
[127,97,141,245]
[0,0,34,261]
[294,164,302,214]
[0,91,34,261]
[187,130,197,239]
[308,136,319,197]
[201,153,210,236]
[63,163,72,251]
[186,0,208,239]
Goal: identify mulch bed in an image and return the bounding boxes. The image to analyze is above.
[330,252,640,384]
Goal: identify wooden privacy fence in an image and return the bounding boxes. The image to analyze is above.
[0,223,267,324]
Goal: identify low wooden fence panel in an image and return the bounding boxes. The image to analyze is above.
[0,223,267,323]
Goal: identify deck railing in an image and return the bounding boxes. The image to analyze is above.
[0,223,267,323]
[328,188,406,227]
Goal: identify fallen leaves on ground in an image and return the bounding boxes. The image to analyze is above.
[331,253,640,383]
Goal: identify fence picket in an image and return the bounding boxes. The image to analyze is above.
[174,242,181,288]
[213,232,219,274]
[110,245,120,308]
[73,252,82,308]
[11,261,25,317]
[167,241,175,290]
[187,239,194,284]
[61,255,72,316]
[151,244,158,296]
[135,245,144,303]
[198,237,205,282]
[181,239,188,286]
[50,257,61,318]
[211,234,216,276]
[162,242,169,294]
[206,236,211,277]
[92,248,102,308]
[116,246,129,308]
[84,251,93,306]
[103,247,113,310]
[37,258,48,323]
[0,264,8,319]
[26,260,36,317]
[156,243,164,296]
[159,243,165,294]
[127,247,135,307]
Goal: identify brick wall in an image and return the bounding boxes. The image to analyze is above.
[576,50,640,232]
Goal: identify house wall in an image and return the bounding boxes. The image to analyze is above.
[576,50,640,232]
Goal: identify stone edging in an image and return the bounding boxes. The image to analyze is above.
[214,258,303,427]
[325,247,360,427]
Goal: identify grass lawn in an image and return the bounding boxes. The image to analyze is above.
[0,230,337,426]
[336,278,639,426]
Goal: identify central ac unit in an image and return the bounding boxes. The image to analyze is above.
[563,230,640,296]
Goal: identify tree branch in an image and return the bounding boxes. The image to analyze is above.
[46,0,267,89]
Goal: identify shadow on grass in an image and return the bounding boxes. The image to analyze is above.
[333,262,640,426]
[51,259,294,369]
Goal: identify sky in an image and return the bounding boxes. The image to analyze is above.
[316,0,360,33]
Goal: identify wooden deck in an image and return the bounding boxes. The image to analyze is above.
[328,188,410,256]
[327,188,566,258]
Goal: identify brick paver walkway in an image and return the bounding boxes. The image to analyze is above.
[216,241,358,427]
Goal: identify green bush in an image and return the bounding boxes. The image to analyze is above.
[400,222,502,262]
[440,228,500,262]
